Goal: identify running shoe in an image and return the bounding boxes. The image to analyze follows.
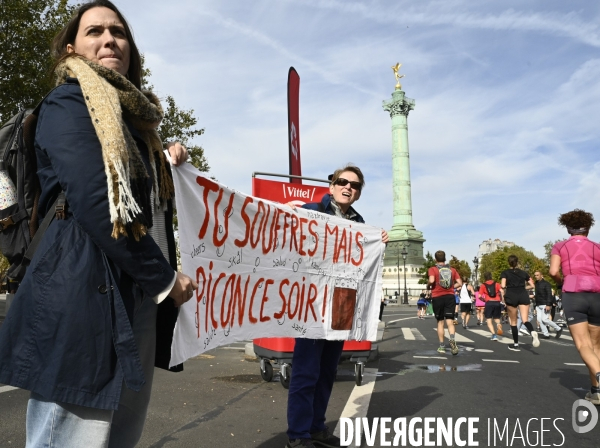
[449,339,459,355]
[464,325,469,330]
[496,324,503,336]
[311,427,341,448]
[585,392,600,406]
[531,330,540,348]
[491,335,498,341]
[555,328,563,339]
[453,320,458,325]
[507,344,520,351]
[437,345,446,354]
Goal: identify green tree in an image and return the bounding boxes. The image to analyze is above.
[479,245,554,287]
[544,239,564,265]
[0,254,9,285]
[418,251,436,284]
[449,255,472,282]
[0,0,76,123]
[140,57,209,173]
[158,96,208,172]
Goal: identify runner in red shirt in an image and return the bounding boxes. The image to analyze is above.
[427,250,462,355]
[479,272,504,341]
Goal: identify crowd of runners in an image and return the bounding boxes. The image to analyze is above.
[413,209,600,408]
[416,269,566,345]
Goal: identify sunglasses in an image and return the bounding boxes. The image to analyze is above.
[333,177,362,191]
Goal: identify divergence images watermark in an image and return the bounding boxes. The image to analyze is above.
[572,399,598,434]
[338,415,578,447]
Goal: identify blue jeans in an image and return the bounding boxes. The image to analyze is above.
[517,307,534,330]
[286,338,344,440]
[26,288,157,448]
[536,305,561,336]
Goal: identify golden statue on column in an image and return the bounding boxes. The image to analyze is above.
[391,62,405,90]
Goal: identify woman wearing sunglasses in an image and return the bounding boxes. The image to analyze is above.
[285,164,388,448]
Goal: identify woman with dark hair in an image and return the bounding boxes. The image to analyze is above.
[0,1,197,446]
[501,255,538,351]
[550,209,600,405]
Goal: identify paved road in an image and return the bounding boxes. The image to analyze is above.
[1,307,599,447]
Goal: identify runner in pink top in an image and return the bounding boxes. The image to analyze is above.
[474,291,486,326]
[552,236,600,293]
[549,209,600,406]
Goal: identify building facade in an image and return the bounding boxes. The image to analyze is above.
[477,239,515,262]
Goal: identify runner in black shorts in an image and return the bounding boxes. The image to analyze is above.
[432,294,457,322]
[550,209,600,405]
[479,272,503,341]
[500,255,538,351]
[561,293,600,326]
[428,251,463,355]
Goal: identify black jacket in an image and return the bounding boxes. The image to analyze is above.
[534,278,555,306]
[0,80,179,410]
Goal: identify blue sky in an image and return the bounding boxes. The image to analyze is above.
[112,0,600,266]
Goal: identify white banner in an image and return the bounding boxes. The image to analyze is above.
[170,164,385,366]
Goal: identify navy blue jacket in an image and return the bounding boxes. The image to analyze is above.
[302,193,365,224]
[0,80,178,410]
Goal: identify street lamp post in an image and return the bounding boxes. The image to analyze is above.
[401,246,409,304]
[396,254,401,301]
[472,256,479,287]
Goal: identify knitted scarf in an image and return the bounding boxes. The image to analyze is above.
[55,56,174,240]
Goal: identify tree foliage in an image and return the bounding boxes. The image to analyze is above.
[418,251,436,284]
[544,239,564,265]
[0,254,9,286]
[140,57,209,173]
[418,252,472,285]
[0,0,76,124]
[479,245,554,287]
[158,96,209,172]
[449,255,472,282]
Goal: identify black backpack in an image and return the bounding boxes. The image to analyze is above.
[484,282,497,298]
[0,101,64,282]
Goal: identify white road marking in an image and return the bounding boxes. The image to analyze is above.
[402,328,415,340]
[388,316,420,324]
[410,328,426,341]
[333,367,378,439]
[0,386,19,394]
[468,328,513,345]
[414,356,447,360]
[437,328,474,343]
[564,363,585,366]
[475,349,494,353]
[482,359,519,363]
